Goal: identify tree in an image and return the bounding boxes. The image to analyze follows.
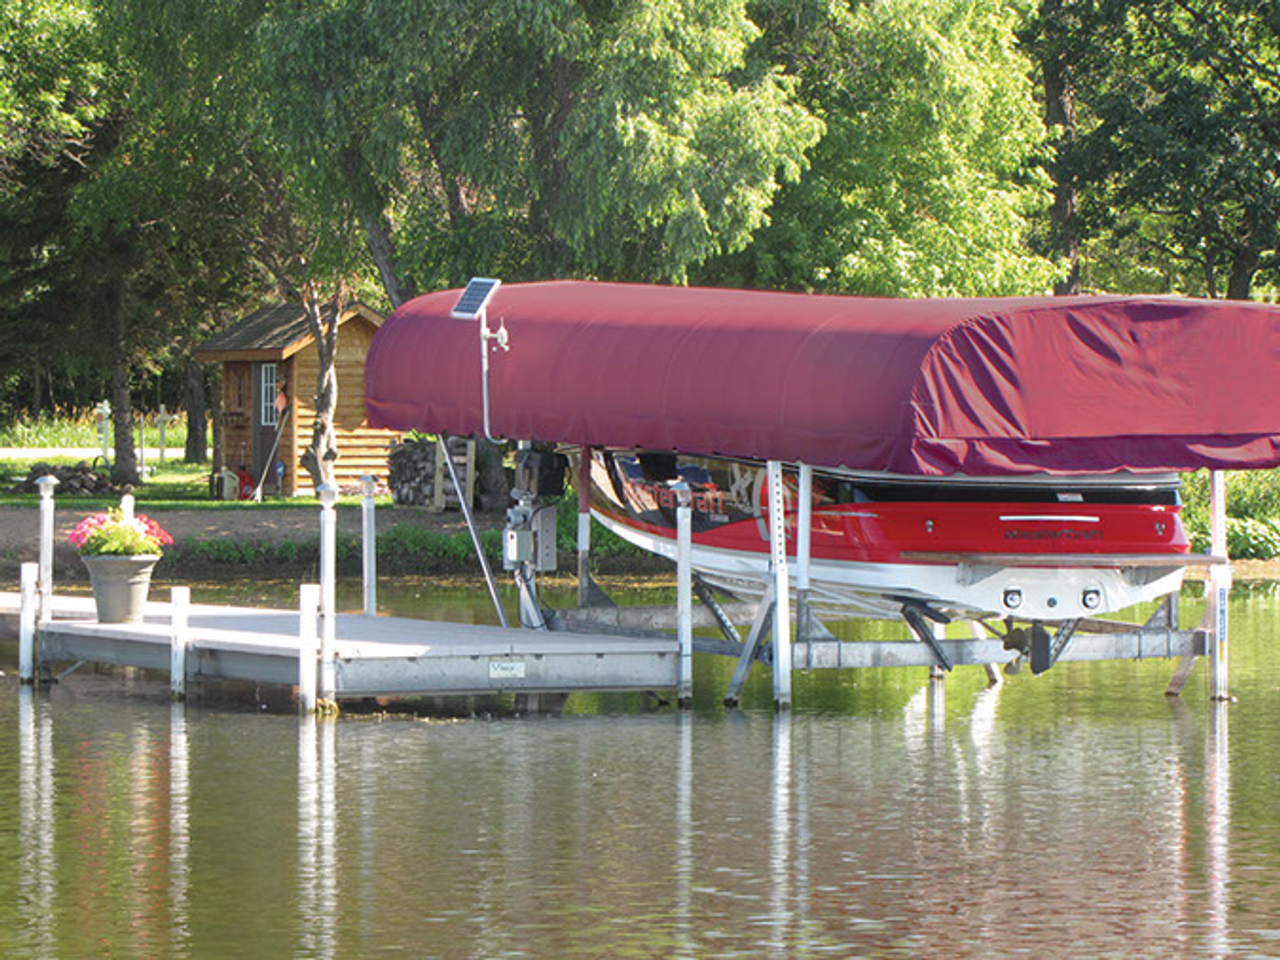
[256,0,823,291]
[705,0,1057,297]
[1029,0,1280,299]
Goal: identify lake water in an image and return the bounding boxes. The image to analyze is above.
[1,579,1276,956]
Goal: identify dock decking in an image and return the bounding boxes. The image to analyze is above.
[0,592,679,698]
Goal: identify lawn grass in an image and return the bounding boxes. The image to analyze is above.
[0,456,389,510]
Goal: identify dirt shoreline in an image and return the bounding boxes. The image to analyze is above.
[0,502,1274,584]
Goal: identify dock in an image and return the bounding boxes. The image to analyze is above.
[0,591,678,700]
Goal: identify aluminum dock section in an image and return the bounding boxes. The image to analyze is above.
[1,592,679,699]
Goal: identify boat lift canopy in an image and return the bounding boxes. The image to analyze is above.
[365,281,1280,477]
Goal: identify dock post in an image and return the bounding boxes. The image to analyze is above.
[121,492,135,523]
[767,461,792,710]
[795,464,812,642]
[169,586,190,701]
[298,584,320,713]
[577,446,593,608]
[674,482,693,707]
[317,484,337,700]
[19,563,38,683]
[36,475,57,623]
[360,475,377,617]
[1208,470,1231,701]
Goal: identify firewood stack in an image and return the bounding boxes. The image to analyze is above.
[11,462,121,496]
[388,435,475,508]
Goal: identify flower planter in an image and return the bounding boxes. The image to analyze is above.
[82,554,160,623]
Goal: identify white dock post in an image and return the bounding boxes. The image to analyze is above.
[796,464,812,641]
[36,475,57,623]
[169,586,190,701]
[317,484,337,701]
[674,482,694,707]
[121,492,135,523]
[767,461,792,710]
[360,475,377,617]
[19,563,38,684]
[1208,470,1231,701]
[298,584,320,714]
[577,446,593,609]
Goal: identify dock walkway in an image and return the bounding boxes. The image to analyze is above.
[0,592,678,698]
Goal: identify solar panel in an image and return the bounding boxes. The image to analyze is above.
[450,277,502,320]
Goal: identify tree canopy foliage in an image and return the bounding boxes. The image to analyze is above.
[2,0,1278,441]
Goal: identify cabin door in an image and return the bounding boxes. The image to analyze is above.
[251,362,282,490]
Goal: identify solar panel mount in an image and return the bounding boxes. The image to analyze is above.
[450,277,502,320]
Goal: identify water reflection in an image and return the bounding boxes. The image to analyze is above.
[4,608,1269,957]
[169,704,190,954]
[17,687,55,957]
[298,718,338,959]
[769,714,792,956]
[1206,701,1231,957]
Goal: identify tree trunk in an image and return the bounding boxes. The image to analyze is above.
[183,357,207,463]
[106,273,139,487]
[298,290,339,493]
[1041,0,1080,296]
[1226,243,1258,301]
[340,147,415,309]
[209,365,225,478]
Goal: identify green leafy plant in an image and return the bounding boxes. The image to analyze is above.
[69,510,174,556]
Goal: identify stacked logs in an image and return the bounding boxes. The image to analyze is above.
[11,462,121,496]
[386,436,471,507]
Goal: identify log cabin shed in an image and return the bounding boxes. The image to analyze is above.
[195,301,397,496]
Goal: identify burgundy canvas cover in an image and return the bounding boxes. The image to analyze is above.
[365,281,1280,477]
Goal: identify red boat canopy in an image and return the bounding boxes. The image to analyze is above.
[365,281,1280,477]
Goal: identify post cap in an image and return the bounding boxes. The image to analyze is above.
[317,483,338,507]
[669,480,692,507]
[360,475,377,496]
[35,475,60,495]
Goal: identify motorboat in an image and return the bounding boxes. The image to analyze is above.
[365,280,1280,646]
[587,450,1189,622]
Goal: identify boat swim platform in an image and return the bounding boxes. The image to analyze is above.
[0,593,679,698]
[1,591,1210,701]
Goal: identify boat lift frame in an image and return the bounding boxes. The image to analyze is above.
[560,452,1233,711]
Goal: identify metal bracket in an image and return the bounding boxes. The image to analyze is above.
[693,575,743,646]
[1030,618,1080,675]
[956,562,1003,587]
[901,601,953,672]
[724,581,777,706]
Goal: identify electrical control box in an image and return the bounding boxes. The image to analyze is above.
[503,505,558,572]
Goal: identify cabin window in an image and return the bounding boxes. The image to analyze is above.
[261,363,278,427]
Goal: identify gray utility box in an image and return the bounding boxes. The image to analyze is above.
[503,505,558,572]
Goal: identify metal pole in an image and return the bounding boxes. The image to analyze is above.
[674,482,693,707]
[36,475,57,623]
[19,563,37,683]
[159,404,168,462]
[577,446,593,609]
[170,586,190,701]
[438,436,508,628]
[767,461,792,710]
[96,400,111,463]
[796,463,812,641]
[138,414,146,479]
[317,484,337,700]
[298,584,320,714]
[1208,470,1231,701]
[360,475,377,617]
